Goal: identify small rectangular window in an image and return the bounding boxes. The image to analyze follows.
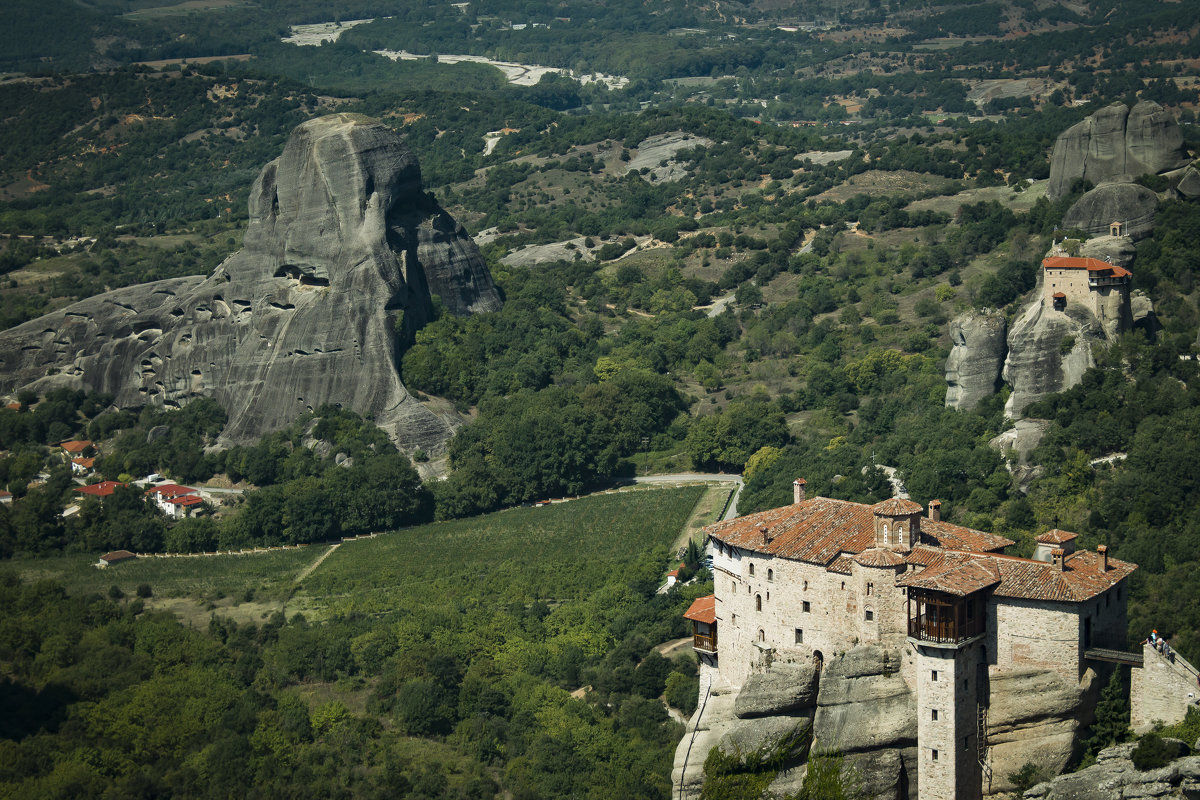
[867,582,873,596]
[932,709,938,721]
[865,610,874,621]
[932,749,939,761]
[932,670,938,682]
[963,736,970,751]
[802,601,811,613]
[795,628,803,644]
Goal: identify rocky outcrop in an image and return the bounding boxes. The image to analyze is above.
[985,668,1100,794]
[945,310,1007,410]
[0,114,501,454]
[1080,235,1137,268]
[1048,101,1188,201]
[1003,295,1107,418]
[1062,182,1158,240]
[733,662,819,718]
[1172,164,1200,200]
[1026,741,1200,800]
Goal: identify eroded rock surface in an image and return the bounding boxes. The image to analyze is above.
[0,114,501,453]
[1026,741,1200,800]
[1048,101,1187,200]
[1080,235,1138,268]
[733,662,819,719]
[1062,182,1158,240]
[1003,299,1106,418]
[945,310,1008,411]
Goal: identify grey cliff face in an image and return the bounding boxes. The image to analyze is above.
[1062,182,1158,240]
[1026,741,1200,800]
[1047,101,1187,201]
[0,114,501,453]
[945,310,1007,411]
[1003,298,1105,418]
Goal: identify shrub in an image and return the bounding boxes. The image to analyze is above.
[1007,761,1047,792]
[1131,732,1186,770]
[136,583,153,598]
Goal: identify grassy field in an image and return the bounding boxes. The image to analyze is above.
[300,486,705,614]
[1,546,316,600]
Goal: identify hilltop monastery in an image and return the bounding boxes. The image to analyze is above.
[684,480,1136,800]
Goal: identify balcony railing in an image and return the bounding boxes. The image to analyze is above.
[907,611,984,645]
[693,633,717,653]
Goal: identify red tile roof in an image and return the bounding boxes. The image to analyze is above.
[145,484,194,498]
[854,548,907,568]
[706,496,1012,567]
[1036,529,1078,544]
[1043,256,1131,278]
[71,457,95,468]
[75,481,126,497]
[871,497,923,516]
[100,550,136,564]
[167,495,204,507]
[708,495,1129,603]
[683,595,716,624]
[898,546,1135,603]
[60,440,92,453]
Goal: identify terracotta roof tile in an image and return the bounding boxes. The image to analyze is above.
[146,484,194,498]
[922,519,1013,552]
[1043,255,1131,278]
[75,481,125,497]
[827,554,855,575]
[854,548,907,568]
[871,497,923,515]
[900,555,1000,596]
[683,595,716,624]
[901,549,1135,603]
[60,440,92,453]
[1036,529,1079,544]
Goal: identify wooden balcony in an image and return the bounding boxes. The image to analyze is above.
[693,633,717,654]
[907,590,985,647]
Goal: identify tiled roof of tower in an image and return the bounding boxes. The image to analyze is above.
[705,495,1014,566]
[683,595,716,624]
[900,555,1000,597]
[1036,529,1079,544]
[871,497,923,515]
[898,549,1135,603]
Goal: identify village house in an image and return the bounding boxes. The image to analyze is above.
[685,479,1137,800]
[59,439,93,460]
[145,483,204,518]
[74,480,127,499]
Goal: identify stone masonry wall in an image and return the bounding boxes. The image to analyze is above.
[1131,642,1200,732]
[992,597,1084,679]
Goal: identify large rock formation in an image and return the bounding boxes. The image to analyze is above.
[1047,101,1188,200]
[1061,182,1158,240]
[0,114,501,453]
[945,310,1007,411]
[1003,298,1105,418]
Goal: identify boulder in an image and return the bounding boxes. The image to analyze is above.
[945,310,1007,410]
[1002,299,1106,418]
[1047,101,1187,200]
[1061,182,1158,240]
[1172,164,1200,201]
[0,115,501,455]
[734,662,820,719]
[671,688,740,800]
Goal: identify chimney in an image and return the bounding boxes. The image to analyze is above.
[1098,545,1108,572]
[928,500,941,522]
[793,478,806,504]
[1051,548,1065,571]
[760,525,771,545]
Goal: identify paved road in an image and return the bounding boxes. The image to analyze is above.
[630,473,744,520]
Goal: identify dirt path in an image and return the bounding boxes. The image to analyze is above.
[295,543,339,583]
[655,637,693,659]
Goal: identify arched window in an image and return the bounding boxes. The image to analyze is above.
[896,524,905,544]
[882,522,890,544]
[758,629,765,642]
[767,568,773,582]
[749,563,755,576]
[803,580,808,591]
[755,594,762,611]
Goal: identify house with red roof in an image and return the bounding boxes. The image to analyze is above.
[145,483,204,517]
[70,456,95,475]
[685,478,1139,800]
[60,439,93,457]
[1042,255,1132,332]
[75,481,126,498]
